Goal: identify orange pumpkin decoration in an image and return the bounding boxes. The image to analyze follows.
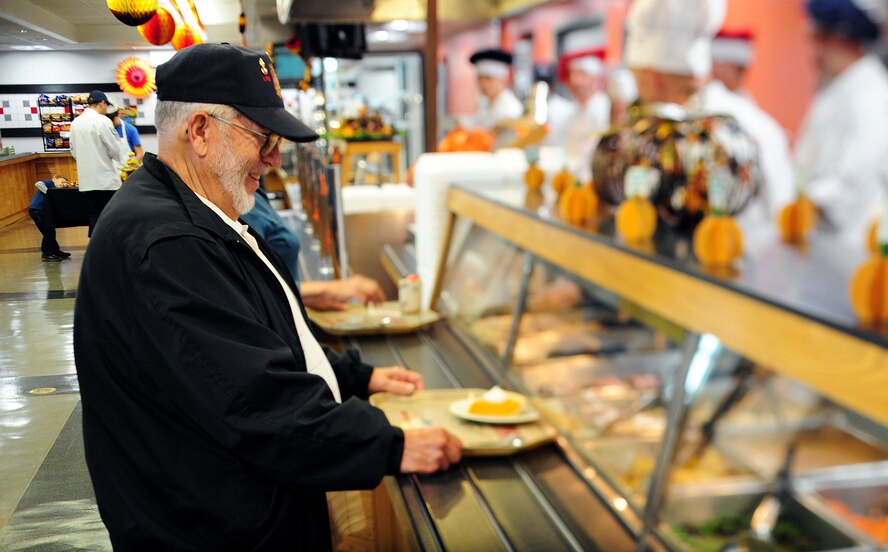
[849,252,888,326]
[559,183,599,226]
[693,214,744,267]
[524,163,544,190]
[552,169,573,196]
[616,196,657,242]
[437,126,494,152]
[778,195,818,244]
[525,189,544,211]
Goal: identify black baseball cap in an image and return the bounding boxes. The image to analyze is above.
[156,43,318,143]
[469,48,513,65]
[87,90,110,105]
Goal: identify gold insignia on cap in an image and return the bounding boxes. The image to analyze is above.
[269,63,283,99]
[259,57,269,76]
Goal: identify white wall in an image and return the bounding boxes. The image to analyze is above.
[0,49,161,154]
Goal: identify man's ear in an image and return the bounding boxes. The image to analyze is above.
[184,112,212,158]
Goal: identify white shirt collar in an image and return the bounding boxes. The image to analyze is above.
[195,193,249,237]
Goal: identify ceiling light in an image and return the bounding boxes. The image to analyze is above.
[389,20,409,32]
[371,30,390,42]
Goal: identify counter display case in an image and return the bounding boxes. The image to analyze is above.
[424,185,888,551]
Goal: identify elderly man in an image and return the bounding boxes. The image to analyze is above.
[796,0,888,244]
[74,43,461,550]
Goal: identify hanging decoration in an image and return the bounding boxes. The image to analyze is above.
[107,0,158,26]
[138,6,175,46]
[170,23,203,50]
[238,0,247,47]
[116,57,156,98]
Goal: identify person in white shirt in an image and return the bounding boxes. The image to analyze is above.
[468,48,524,132]
[711,28,756,98]
[549,48,612,183]
[795,0,888,244]
[69,89,129,235]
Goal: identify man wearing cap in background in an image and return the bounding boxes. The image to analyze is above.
[795,0,888,244]
[711,28,756,98]
[74,43,461,550]
[69,90,129,235]
[548,48,611,183]
[626,0,793,230]
[469,47,525,131]
[107,104,144,163]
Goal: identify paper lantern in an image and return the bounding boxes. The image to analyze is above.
[107,0,157,26]
[117,57,156,99]
[171,23,204,51]
[138,7,175,46]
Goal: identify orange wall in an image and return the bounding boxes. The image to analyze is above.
[440,0,832,143]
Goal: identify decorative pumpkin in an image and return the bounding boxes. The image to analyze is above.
[107,0,157,26]
[778,195,818,244]
[559,183,599,226]
[437,125,494,152]
[138,7,175,46]
[171,23,203,50]
[524,163,544,191]
[693,214,744,267]
[615,196,657,242]
[849,251,888,326]
[552,169,573,196]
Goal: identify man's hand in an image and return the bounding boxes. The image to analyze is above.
[400,428,463,474]
[300,275,386,311]
[369,366,424,395]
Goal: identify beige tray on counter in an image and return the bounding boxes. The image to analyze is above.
[306,301,440,336]
[370,389,558,457]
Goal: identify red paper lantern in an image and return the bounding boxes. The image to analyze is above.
[138,7,175,46]
[117,57,156,99]
[106,0,158,26]
[170,23,203,51]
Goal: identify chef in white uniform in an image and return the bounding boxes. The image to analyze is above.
[795,0,888,244]
[548,49,612,183]
[711,28,756,98]
[469,48,525,131]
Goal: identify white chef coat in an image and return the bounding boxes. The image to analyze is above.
[795,55,888,244]
[563,91,611,183]
[688,80,795,231]
[474,88,524,130]
[70,107,130,192]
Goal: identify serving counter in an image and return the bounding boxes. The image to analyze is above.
[0,152,77,226]
[312,183,887,551]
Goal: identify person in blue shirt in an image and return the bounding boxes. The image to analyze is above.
[242,186,385,310]
[107,106,143,162]
[28,174,71,261]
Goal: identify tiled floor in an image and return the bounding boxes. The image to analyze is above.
[0,218,112,550]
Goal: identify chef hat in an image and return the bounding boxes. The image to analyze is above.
[625,0,727,78]
[712,28,755,67]
[556,48,606,82]
[470,48,513,80]
[806,0,885,42]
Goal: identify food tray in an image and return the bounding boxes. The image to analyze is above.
[306,301,440,335]
[370,389,558,456]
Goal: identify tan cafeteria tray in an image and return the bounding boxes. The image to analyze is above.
[370,389,558,456]
[306,301,440,335]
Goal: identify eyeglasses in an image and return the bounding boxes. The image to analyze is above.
[208,114,282,157]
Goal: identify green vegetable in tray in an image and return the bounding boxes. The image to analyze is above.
[675,513,821,552]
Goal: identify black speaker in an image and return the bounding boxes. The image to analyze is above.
[295,24,367,60]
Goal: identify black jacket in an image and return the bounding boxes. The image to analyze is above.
[74,154,404,550]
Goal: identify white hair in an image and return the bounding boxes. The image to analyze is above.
[154,101,238,139]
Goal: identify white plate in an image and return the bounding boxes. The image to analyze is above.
[449,398,540,424]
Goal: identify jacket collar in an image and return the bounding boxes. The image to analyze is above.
[141,153,244,243]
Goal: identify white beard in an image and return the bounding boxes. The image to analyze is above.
[210,129,256,215]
